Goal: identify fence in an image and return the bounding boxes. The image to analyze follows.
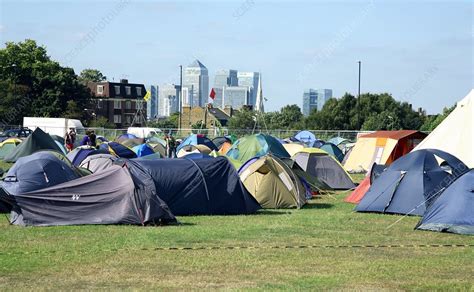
[0,124,370,142]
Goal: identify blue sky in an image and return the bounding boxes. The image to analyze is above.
[0,0,472,113]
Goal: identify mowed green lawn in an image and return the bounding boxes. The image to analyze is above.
[0,172,473,290]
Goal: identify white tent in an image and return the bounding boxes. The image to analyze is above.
[413,89,474,167]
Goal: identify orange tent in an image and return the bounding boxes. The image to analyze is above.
[218,141,232,155]
[345,130,427,204]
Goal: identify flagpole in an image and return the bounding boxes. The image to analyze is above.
[179,65,183,135]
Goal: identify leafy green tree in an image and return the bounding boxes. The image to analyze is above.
[279,104,303,129]
[63,100,83,119]
[420,105,455,131]
[228,107,257,130]
[88,116,116,129]
[148,112,179,129]
[79,69,107,82]
[0,39,92,123]
[305,92,424,131]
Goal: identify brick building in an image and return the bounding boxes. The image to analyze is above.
[181,105,234,130]
[86,79,147,128]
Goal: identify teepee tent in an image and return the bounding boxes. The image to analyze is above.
[413,89,474,167]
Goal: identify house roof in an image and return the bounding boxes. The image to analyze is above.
[208,107,231,121]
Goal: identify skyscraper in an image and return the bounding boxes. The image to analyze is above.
[146,85,159,120]
[183,60,209,107]
[317,89,332,111]
[158,84,179,117]
[214,69,238,88]
[237,71,260,107]
[223,86,249,109]
[212,69,238,109]
[302,89,333,116]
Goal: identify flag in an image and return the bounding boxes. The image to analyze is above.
[208,88,216,104]
[143,90,151,102]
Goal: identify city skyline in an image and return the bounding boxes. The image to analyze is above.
[1,1,471,114]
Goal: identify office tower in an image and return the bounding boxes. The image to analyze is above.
[183,60,209,107]
[158,83,179,117]
[237,71,260,107]
[302,88,333,116]
[146,85,159,120]
[223,86,249,109]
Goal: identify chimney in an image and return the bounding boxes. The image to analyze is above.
[120,79,128,84]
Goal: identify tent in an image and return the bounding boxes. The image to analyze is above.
[320,142,344,163]
[0,165,176,226]
[177,144,212,158]
[416,169,474,235]
[328,137,350,146]
[294,130,324,148]
[120,156,260,216]
[100,142,137,159]
[137,152,162,160]
[293,148,355,190]
[238,154,307,209]
[176,134,218,153]
[343,130,427,173]
[282,143,306,157]
[67,146,109,166]
[226,134,290,164]
[279,157,331,193]
[212,136,232,150]
[0,138,21,159]
[345,131,427,202]
[414,89,474,167]
[345,164,387,204]
[132,144,155,157]
[218,141,232,155]
[2,151,84,196]
[356,149,468,216]
[79,154,117,173]
[4,128,63,162]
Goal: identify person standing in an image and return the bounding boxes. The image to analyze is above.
[89,130,97,148]
[64,128,76,152]
[80,131,91,146]
[165,133,176,158]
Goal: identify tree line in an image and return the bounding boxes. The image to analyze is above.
[0,39,453,131]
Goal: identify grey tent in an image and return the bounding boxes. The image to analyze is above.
[293,149,355,190]
[4,128,63,162]
[79,154,117,173]
[1,165,175,226]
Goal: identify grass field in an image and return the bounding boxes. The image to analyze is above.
[0,171,472,290]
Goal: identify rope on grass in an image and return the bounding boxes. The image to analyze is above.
[0,243,472,256]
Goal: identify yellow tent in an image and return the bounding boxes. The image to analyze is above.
[343,130,427,173]
[282,143,306,157]
[0,138,22,159]
[239,154,307,209]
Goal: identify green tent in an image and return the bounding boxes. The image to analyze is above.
[0,138,22,160]
[320,142,344,163]
[226,134,290,165]
[4,128,63,163]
